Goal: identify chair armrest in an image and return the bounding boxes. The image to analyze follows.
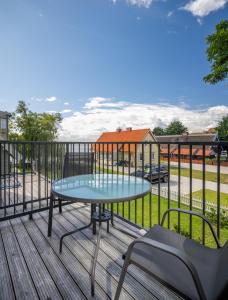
[128,237,207,300]
[161,208,221,248]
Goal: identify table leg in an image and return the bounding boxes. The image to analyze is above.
[59,222,92,253]
[48,194,54,237]
[91,222,102,297]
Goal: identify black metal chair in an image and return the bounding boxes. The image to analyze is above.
[115,208,228,300]
[57,151,94,212]
[57,151,97,226]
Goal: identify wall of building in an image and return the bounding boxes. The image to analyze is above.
[0,111,9,141]
[135,132,158,167]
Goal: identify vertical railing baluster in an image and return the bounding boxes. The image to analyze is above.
[149,143,152,228]
[189,144,193,239]
[142,143,144,227]
[122,143,125,218]
[22,143,26,211]
[202,144,206,245]
[134,143,137,224]
[13,143,16,215]
[217,143,221,240]
[178,143,181,233]
[30,142,33,213]
[168,143,170,229]
[128,143,131,221]
[158,143,161,225]
[117,143,119,216]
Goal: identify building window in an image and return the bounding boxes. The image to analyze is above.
[139,153,142,161]
[151,152,155,159]
[0,119,7,129]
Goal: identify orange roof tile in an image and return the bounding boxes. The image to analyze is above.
[95,128,151,153]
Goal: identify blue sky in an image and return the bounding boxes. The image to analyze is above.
[0,0,227,140]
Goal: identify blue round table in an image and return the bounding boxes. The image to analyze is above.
[48,174,151,296]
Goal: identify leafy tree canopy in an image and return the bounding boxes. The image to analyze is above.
[165,120,188,135]
[9,100,62,141]
[204,20,228,85]
[152,126,165,136]
[217,115,228,141]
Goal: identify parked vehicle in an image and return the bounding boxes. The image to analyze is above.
[131,165,169,183]
[114,160,129,167]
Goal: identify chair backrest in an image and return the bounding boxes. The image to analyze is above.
[63,152,94,178]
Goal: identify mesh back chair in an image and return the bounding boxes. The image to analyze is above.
[63,152,94,178]
[115,208,228,300]
[57,152,94,213]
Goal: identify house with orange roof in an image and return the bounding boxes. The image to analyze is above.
[95,127,158,167]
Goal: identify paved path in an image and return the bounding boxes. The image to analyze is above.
[103,164,228,194]
[152,174,228,194]
[168,161,228,174]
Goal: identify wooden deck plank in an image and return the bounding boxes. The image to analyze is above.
[30,213,110,300]
[0,201,184,300]
[66,205,182,300]
[0,221,39,300]
[42,208,158,300]
[0,231,15,300]
[23,215,86,300]
[38,210,134,300]
[10,217,63,300]
[62,204,182,300]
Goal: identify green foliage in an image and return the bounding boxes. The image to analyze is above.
[164,120,188,135]
[152,126,165,136]
[204,20,228,84]
[206,208,228,229]
[173,224,191,238]
[217,115,228,141]
[9,100,62,141]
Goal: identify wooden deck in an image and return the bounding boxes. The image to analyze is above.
[0,203,184,300]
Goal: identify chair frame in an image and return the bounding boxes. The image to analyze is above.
[114,208,222,300]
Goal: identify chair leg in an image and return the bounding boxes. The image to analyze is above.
[114,253,131,300]
[93,221,96,235]
[111,203,114,226]
[59,199,62,214]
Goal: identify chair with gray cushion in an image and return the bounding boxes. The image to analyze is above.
[115,208,228,300]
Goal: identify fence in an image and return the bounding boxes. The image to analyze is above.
[152,187,228,216]
[0,140,228,246]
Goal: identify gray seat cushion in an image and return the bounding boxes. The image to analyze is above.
[127,225,228,300]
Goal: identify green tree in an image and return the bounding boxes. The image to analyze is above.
[165,120,188,135]
[152,126,165,136]
[204,20,228,85]
[9,100,62,141]
[217,115,228,141]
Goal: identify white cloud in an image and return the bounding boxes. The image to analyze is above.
[64,102,69,106]
[58,97,228,141]
[180,0,228,17]
[167,11,173,17]
[84,97,127,110]
[112,0,153,8]
[47,110,57,114]
[61,109,72,114]
[197,17,203,25]
[46,96,57,102]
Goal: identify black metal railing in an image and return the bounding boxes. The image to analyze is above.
[0,140,227,247]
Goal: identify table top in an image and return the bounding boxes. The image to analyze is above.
[52,173,151,204]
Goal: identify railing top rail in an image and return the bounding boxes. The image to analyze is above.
[0,140,228,146]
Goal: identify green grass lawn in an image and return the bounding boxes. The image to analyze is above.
[170,166,228,184]
[190,189,228,207]
[111,193,228,248]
